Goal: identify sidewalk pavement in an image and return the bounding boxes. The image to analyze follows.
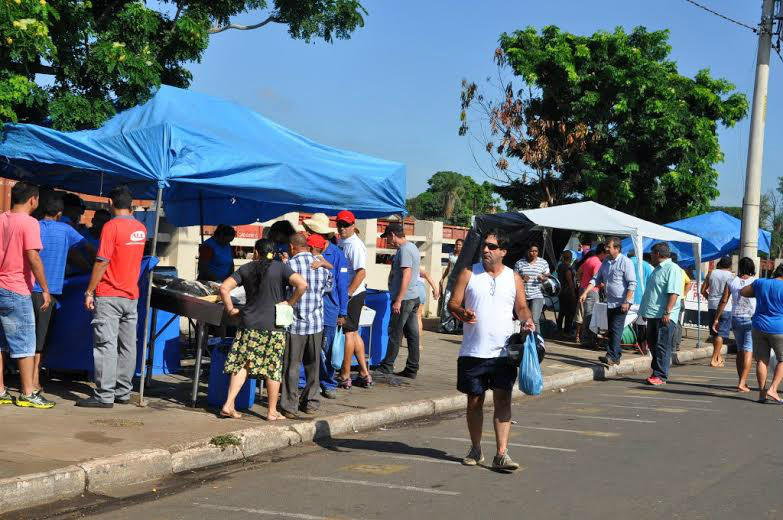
[0,318,722,515]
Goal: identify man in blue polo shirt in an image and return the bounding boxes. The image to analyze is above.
[32,192,90,396]
[303,213,349,399]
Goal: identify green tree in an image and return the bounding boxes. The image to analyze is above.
[407,171,498,227]
[1,0,366,130]
[460,26,748,222]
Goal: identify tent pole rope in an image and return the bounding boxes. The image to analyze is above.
[138,186,163,407]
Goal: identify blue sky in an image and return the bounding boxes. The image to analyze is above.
[189,0,780,206]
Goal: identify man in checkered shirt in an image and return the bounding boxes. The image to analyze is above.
[279,233,334,418]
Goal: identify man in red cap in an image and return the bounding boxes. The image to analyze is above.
[335,210,372,388]
[279,233,333,418]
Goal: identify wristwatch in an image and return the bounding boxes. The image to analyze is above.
[84,291,94,297]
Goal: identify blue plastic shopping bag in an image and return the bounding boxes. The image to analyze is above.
[518,332,543,395]
[330,327,345,370]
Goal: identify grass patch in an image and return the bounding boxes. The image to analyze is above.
[210,433,241,451]
[91,418,144,428]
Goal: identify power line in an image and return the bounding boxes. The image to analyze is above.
[681,0,758,33]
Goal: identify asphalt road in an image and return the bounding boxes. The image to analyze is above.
[22,358,783,520]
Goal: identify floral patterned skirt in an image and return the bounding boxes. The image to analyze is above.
[223,328,286,381]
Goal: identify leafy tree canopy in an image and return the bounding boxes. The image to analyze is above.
[460,25,748,223]
[407,171,498,227]
[1,0,366,130]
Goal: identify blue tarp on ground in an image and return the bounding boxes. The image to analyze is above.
[621,211,772,266]
[0,86,405,226]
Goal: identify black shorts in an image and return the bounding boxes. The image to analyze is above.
[457,356,517,395]
[32,292,57,353]
[343,292,366,333]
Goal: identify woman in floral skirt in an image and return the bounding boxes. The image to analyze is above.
[219,239,307,420]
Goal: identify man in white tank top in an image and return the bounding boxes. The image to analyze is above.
[448,229,534,472]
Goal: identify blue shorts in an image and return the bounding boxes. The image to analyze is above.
[732,317,753,352]
[417,281,427,306]
[0,287,36,358]
[457,356,517,395]
[708,309,731,339]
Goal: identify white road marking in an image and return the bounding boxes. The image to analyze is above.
[286,475,460,496]
[670,374,738,381]
[600,393,712,403]
[352,453,460,465]
[513,425,620,438]
[435,436,576,452]
[194,503,360,520]
[537,412,656,423]
[565,401,719,413]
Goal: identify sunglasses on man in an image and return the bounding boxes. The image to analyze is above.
[336,220,353,228]
[483,242,501,251]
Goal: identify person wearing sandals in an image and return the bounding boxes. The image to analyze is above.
[218,239,307,420]
[740,263,783,404]
[713,257,756,393]
[702,256,734,368]
[335,210,373,389]
[448,228,534,472]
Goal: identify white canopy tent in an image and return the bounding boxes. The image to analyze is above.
[519,201,703,345]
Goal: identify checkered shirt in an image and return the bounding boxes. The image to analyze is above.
[288,252,333,335]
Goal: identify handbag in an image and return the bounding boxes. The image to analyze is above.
[518,332,544,395]
[274,302,294,328]
[330,327,346,370]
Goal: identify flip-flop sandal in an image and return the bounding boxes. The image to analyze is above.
[219,410,242,419]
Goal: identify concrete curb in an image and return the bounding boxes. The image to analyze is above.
[0,344,725,515]
[0,465,85,514]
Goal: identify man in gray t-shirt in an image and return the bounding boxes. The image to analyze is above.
[379,223,422,377]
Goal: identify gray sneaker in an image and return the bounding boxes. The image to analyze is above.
[462,446,484,466]
[16,392,55,409]
[492,452,520,472]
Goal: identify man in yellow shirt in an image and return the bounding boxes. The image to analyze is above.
[670,253,692,351]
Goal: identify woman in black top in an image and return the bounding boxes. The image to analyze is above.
[556,250,577,337]
[219,239,307,420]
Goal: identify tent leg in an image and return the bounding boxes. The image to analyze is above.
[138,186,163,407]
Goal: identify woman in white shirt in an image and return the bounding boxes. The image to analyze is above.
[713,257,756,393]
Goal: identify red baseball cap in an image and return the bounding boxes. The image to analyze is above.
[336,210,355,225]
[306,233,327,250]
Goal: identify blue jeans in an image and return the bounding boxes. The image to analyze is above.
[528,298,545,336]
[320,325,338,391]
[647,318,676,380]
[298,325,338,391]
[732,317,753,353]
[381,299,420,374]
[0,287,36,358]
[606,306,627,361]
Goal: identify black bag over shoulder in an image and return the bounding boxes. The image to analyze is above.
[506,331,546,367]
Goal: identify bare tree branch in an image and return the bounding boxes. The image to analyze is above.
[208,14,278,34]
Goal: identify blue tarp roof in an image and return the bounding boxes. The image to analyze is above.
[0,86,406,227]
[621,211,772,266]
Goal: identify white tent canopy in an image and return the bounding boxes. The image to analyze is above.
[520,201,702,274]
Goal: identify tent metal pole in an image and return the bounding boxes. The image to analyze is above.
[138,186,163,407]
[199,192,205,245]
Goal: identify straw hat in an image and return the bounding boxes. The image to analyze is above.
[303,213,335,236]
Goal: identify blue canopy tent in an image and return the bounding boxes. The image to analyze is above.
[621,211,772,266]
[0,85,406,404]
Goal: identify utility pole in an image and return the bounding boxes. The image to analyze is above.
[740,0,776,262]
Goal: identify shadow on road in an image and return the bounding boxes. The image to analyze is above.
[314,437,462,464]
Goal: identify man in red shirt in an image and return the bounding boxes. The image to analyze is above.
[77,185,147,408]
[0,182,53,409]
